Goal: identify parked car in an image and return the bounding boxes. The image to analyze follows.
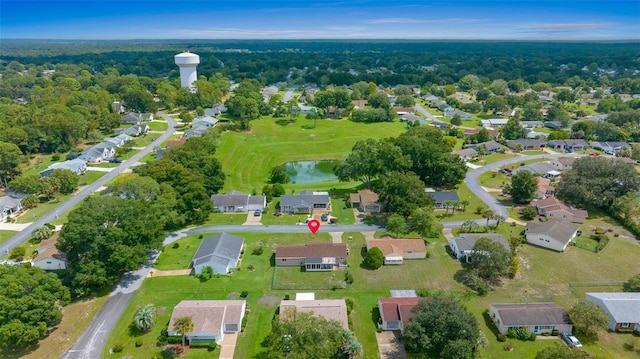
[254,209,261,217]
[109,158,122,163]
[561,333,583,349]
[321,213,329,221]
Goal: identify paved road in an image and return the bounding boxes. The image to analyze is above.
[413,103,438,121]
[0,113,177,257]
[464,153,583,218]
[53,113,175,359]
[283,87,296,102]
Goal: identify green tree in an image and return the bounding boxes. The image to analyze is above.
[173,316,194,348]
[121,86,157,113]
[535,343,586,359]
[501,117,524,140]
[469,237,512,282]
[269,165,290,184]
[568,299,609,340]
[521,205,538,220]
[461,219,479,233]
[450,114,462,126]
[411,207,442,239]
[489,79,509,95]
[7,174,41,194]
[494,214,506,229]
[395,94,415,107]
[49,169,79,194]
[334,139,410,188]
[481,208,495,229]
[31,225,53,242]
[403,293,480,358]
[366,92,390,109]
[363,246,384,270]
[386,214,408,238]
[134,304,156,333]
[509,171,537,204]
[625,273,640,292]
[376,171,431,217]
[0,141,22,186]
[0,265,70,350]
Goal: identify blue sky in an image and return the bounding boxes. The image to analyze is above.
[1,0,639,40]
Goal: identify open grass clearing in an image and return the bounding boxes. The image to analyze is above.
[478,170,511,189]
[147,121,168,131]
[330,197,355,224]
[15,194,72,224]
[200,212,248,226]
[0,230,17,244]
[216,116,406,192]
[154,234,203,270]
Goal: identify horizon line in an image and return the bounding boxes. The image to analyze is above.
[3,37,640,42]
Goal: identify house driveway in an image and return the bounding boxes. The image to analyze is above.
[376,331,406,359]
[218,332,238,359]
[329,232,343,243]
[243,212,263,225]
[148,269,191,277]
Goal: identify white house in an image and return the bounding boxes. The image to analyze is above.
[489,303,573,335]
[449,234,509,262]
[168,300,246,343]
[39,159,87,177]
[586,292,640,331]
[32,234,67,270]
[211,191,266,212]
[525,220,578,252]
[0,195,23,222]
[191,233,244,275]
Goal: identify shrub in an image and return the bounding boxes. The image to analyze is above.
[199,266,213,281]
[240,290,249,298]
[516,327,530,341]
[247,264,255,271]
[344,270,353,285]
[112,344,123,353]
[529,332,537,341]
[135,340,142,347]
[595,227,605,234]
[507,329,517,339]
[521,206,537,220]
[172,242,179,249]
[497,334,507,342]
[51,154,60,161]
[425,250,431,258]
[9,247,26,259]
[252,246,263,255]
[363,247,384,270]
[208,342,217,351]
[617,328,635,334]
[475,205,486,215]
[551,329,559,336]
[508,257,520,278]
[190,341,216,348]
[167,336,182,344]
[504,343,513,351]
[284,294,290,300]
[345,298,355,315]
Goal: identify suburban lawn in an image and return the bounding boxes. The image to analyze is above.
[216,116,406,192]
[470,153,519,166]
[154,234,204,270]
[330,197,355,224]
[15,194,72,224]
[200,212,248,226]
[147,121,169,131]
[478,170,511,189]
[0,230,17,244]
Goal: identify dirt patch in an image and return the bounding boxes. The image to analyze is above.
[157,307,166,315]
[227,292,239,299]
[257,295,281,307]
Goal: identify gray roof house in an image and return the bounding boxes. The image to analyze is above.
[453,148,478,161]
[192,116,219,128]
[78,144,116,163]
[520,121,544,128]
[116,123,149,136]
[479,118,509,127]
[211,190,266,212]
[205,104,228,117]
[589,141,630,155]
[586,292,640,331]
[465,141,502,154]
[121,112,152,125]
[525,219,579,252]
[506,139,546,150]
[489,303,573,335]
[511,162,557,176]
[191,233,245,275]
[0,195,23,222]
[279,190,331,213]
[443,109,472,120]
[449,234,509,262]
[39,159,87,177]
[168,300,246,343]
[425,191,460,209]
[547,139,588,152]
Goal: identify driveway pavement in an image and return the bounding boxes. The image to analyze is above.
[376,331,406,359]
[218,332,238,359]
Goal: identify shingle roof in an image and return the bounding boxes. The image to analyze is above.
[525,220,578,244]
[491,303,570,326]
[379,297,420,323]
[280,299,349,329]
[275,242,347,258]
[192,233,244,265]
[426,191,460,204]
[586,292,640,324]
[452,234,509,252]
[280,191,330,209]
[169,300,245,336]
[367,238,426,256]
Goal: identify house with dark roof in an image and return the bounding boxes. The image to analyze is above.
[449,233,509,262]
[0,195,22,222]
[211,191,266,213]
[548,139,588,152]
[535,197,588,223]
[589,141,630,155]
[280,298,349,329]
[511,162,557,177]
[378,296,420,331]
[279,190,331,213]
[366,237,426,265]
[39,159,87,177]
[425,191,460,209]
[275,242,347,271]
[453,148,478,162]
[506,139,546,151]
[464,141,502,154]
[168,300,246,343]
[349,189,381,213]
[121,112,142,125]
[586,292,640,331]
[443,109,472,120]
[78,143,116,163]
[204,104,227,117]
[191,233,244,275]
[489,303,573,335]
[116,123,149,136]
[525,219,579,252]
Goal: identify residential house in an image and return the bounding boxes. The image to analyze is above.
[352,99,368,109]
[39,159,87,177]
[449,233,509,262]
[297,104,316,115]
[78,144,116,163]
[520,121,544,128]
[535,197,588,223]
[191,233,244,275]
[453,148,478,162]
[204,104,227,117]
[550,157,576,171]
[479,119,509,127]
[184,128,207,138]
[192,116,219,129]
[366,237,427,265]
[112,101,125,114]
[280,298,349,329]
[586,292,640,331]
[463,128,499,138]
[0,195,23,222]
[465,141,502,154]
[349,189,381,213]
[548,139,588,152]
[526,130,549,139]
[121,112,143,125]
[394,107,415,115]
[425,191,460,209]
[535,177,555,199]
[116,123,149,136]
[430,119,450,130]
[168,300,246,343]
[32,233,67,270]
[275,242,348,271]
[279,190,331,213]
[525,219,579,252]
[544,121,563,129]
[443,109,472,120]
[378,296,420,331]
[211,191,266,213]
[399,113,424,124]
[589,141,630,155]
[489,303,573,335]
[511,162,557,177]
[506,139,546,151]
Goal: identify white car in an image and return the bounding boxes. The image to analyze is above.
[561,333,583,349]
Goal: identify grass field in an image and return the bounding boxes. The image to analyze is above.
[148,121,169,131]
[470,153,519,166]
[0,230,17,244]
[216,116,407,192]
[200,212,248,226]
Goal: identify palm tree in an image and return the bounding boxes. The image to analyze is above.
[173,316,194,348]
[461,219,479,233]
[31,225,52,242]
[481,208,495,229]
[494,215,506,229]
[460,200,470,212]
[134,304,156,333]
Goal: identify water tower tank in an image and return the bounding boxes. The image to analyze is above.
[175,52,200,91]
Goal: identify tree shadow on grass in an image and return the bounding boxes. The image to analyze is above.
[371,306,381,327]
[128,321,145,338]
[274,119,290,127]
[482,311,501,338]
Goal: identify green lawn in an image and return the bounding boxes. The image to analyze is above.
[19,153,70,177]
[470,153,519,166]
[216,116,406,192]
[478,171,511,189]
[79,171,106,185]
[154,234,203,270]
[148,121,169,131]
[0,230,17,244]
[200,212,248,226]
[15,194,72,224]
[434,182,483,222]
[330,197,355,224]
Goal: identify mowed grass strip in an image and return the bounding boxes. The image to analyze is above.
[216,117,407,192]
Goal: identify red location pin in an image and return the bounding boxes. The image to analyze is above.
[307,219,320,234]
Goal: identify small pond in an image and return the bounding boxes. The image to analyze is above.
[283,160,339,183]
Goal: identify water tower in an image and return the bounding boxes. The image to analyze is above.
[174,52,200,92]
